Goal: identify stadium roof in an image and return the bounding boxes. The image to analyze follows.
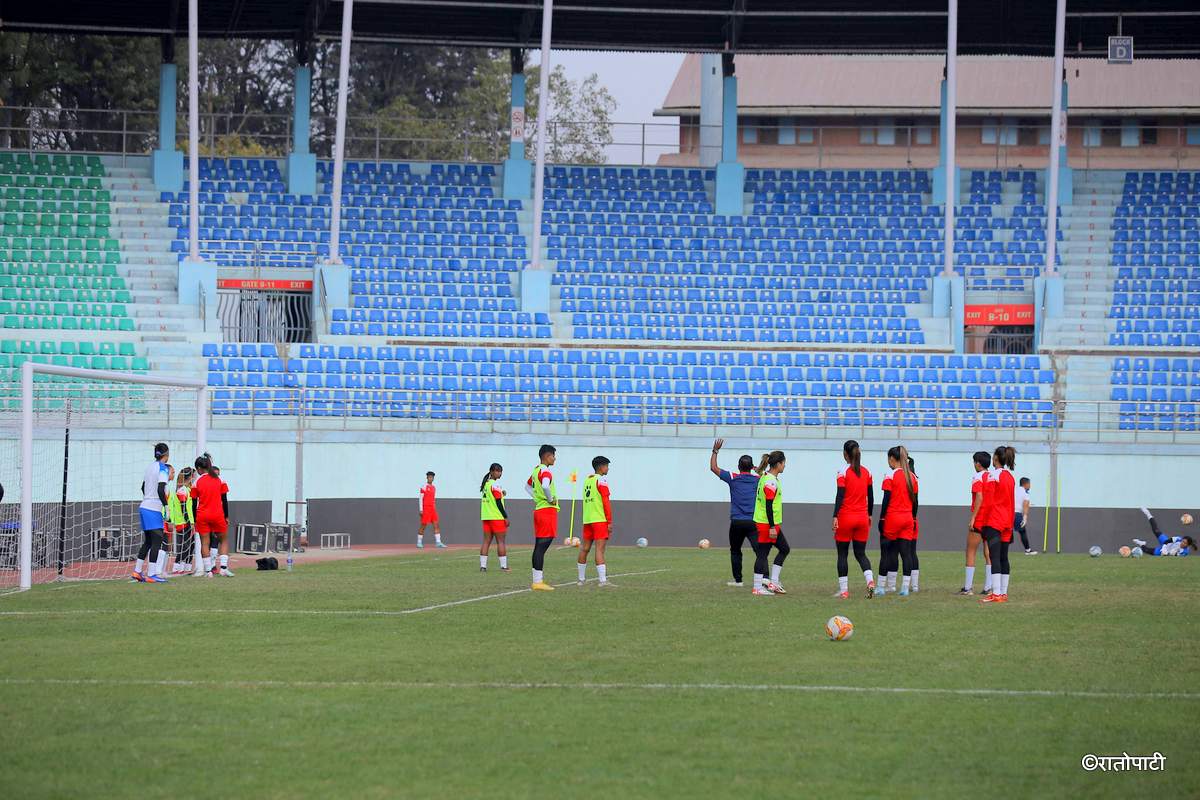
[656,54,1200,117]
[2,0,1200,57]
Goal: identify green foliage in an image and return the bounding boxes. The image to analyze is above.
[526,64,618,165]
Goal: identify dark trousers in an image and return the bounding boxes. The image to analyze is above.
[836,540,872,578]
[983,527,1010,575]
[137,529,163,565]
[753,532,790,577]
[531,537,553,570]
[1014,512,1031,550]
[728,519,757,582]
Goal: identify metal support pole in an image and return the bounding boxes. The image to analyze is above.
[187,0,200,262]
[942,0,958,278]
[529,0,554,271]
[1045,0,1066,277]
[329,0,354,265]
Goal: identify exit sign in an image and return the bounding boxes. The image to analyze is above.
[1108,36,1134,64]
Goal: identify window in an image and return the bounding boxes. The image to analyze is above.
[778,119,796,146]
[981,118,999,145]
[860,126,877,145]
[1037,125,1051,145]
[757,119,779,146]
[1188,126,1200,146]
[999,120,1018,146]
[1083,120,1101,147]
[796,127,814,144]
[876,117,896,146]
[1121,119,1140,147]
[915,125,933,145]
[742,125,758,144]
[1142,120,1158,145]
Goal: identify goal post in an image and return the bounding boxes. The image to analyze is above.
[14,361,208,591]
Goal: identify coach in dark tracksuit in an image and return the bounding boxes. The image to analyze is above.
[709,439,760,586]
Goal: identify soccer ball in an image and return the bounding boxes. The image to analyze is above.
[698,538,711,549]
[825,615,854,641]
[566,537,580,547]
[636,537,648,548]
[1119,546,1131,558]
[1182,513,1194,526]
[1131,546,1144,558]
[1089,546,1102,557]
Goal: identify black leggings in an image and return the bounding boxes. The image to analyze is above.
[896,538,915,576]
[879,536,895,574]
[910,538,920,571]
[531,536,553,570]
[753,532,790,576]
[983,528,1010,575]
[728,519,757,582]
[836,540,872,578]
[137,529,163,565]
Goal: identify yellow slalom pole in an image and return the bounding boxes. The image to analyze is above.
[1055,472,1063,553]
[565,470,579,544]
[1043,468,1051,553]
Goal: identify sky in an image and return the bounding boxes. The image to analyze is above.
[530,50,685,165]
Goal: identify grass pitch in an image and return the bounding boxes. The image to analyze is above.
[0,546,1196,799]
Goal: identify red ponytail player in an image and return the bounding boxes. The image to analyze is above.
[980,446,1017,604]
[832,439,875,599]
[189,454,231,578]
[878,445,918,597]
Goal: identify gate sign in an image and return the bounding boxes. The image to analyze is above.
[1108,36,1134,64]
[964,304,1035,326]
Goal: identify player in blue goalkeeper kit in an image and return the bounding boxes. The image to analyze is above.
[1132,508,1195,556]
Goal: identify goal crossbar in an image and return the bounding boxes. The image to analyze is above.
[18,361,209,590]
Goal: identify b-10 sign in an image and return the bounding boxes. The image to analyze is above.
[964,304,1034,326]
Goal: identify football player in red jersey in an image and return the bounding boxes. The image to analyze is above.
[418,471,444,548]
[878,446,918,596]
[980,446,1017,604]
[959,451,993,595]
[832,440,875,598]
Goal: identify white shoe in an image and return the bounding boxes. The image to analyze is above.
[598,581,616,587]
[764,581,786,595]
[201,571,213,578]
[1133,538,1147,547]
[726,580,744,587]
[219,567,235,577]
[1024,549,1039,555]
[1140,507,1152,520]
[577,579,586,586]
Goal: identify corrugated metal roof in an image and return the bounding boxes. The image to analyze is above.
[659,53,1200,115]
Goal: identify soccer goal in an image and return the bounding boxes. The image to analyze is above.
[1,361,208,592]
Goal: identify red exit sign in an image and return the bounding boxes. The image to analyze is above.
[217,278,313,291]
[964,304,1034,326]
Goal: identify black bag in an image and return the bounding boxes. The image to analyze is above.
[255,556,279,571]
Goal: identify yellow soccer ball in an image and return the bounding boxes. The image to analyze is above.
[1119,546,1131,558]
[1182,513,1194,526]
[698,538,711,549]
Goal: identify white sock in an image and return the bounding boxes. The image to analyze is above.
[863,569,874,586]
[135,558,145,573]
[753,573,764,590]
[770,563,782,584]
[577,562,587,582]
[597,564,607,583]
[902,575,911,592]
[1002,573,1010,595]
[984,565,993,590]
[155,551,167,576]
[499,555,508,569]
[434,534,442,543]
[887,573,897,591]
[532,568,543,584]
[203,556,212,572]
[911,569,919,590]
[219,554,229,568]
[965,565,976,589]
[838,576,848,593]
[417,535,423,545]
[480,555,488,568]
[1141,507,1152,520]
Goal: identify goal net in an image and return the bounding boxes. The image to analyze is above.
[0,362,207,591]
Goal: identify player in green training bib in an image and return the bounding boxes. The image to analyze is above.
[578,456,614,586]
[479,462,510,572]
[751,450,791,596]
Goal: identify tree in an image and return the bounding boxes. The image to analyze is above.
[526,64,617,165]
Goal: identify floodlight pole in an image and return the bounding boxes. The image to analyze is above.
[329,0,354,265]
[942,0,957,279]
[529,0,554,271]
[187,0,200,262]
[1045,0,1066,277]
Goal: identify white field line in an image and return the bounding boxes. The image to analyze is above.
[0,676,1194,702]
[0,568,670,618]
